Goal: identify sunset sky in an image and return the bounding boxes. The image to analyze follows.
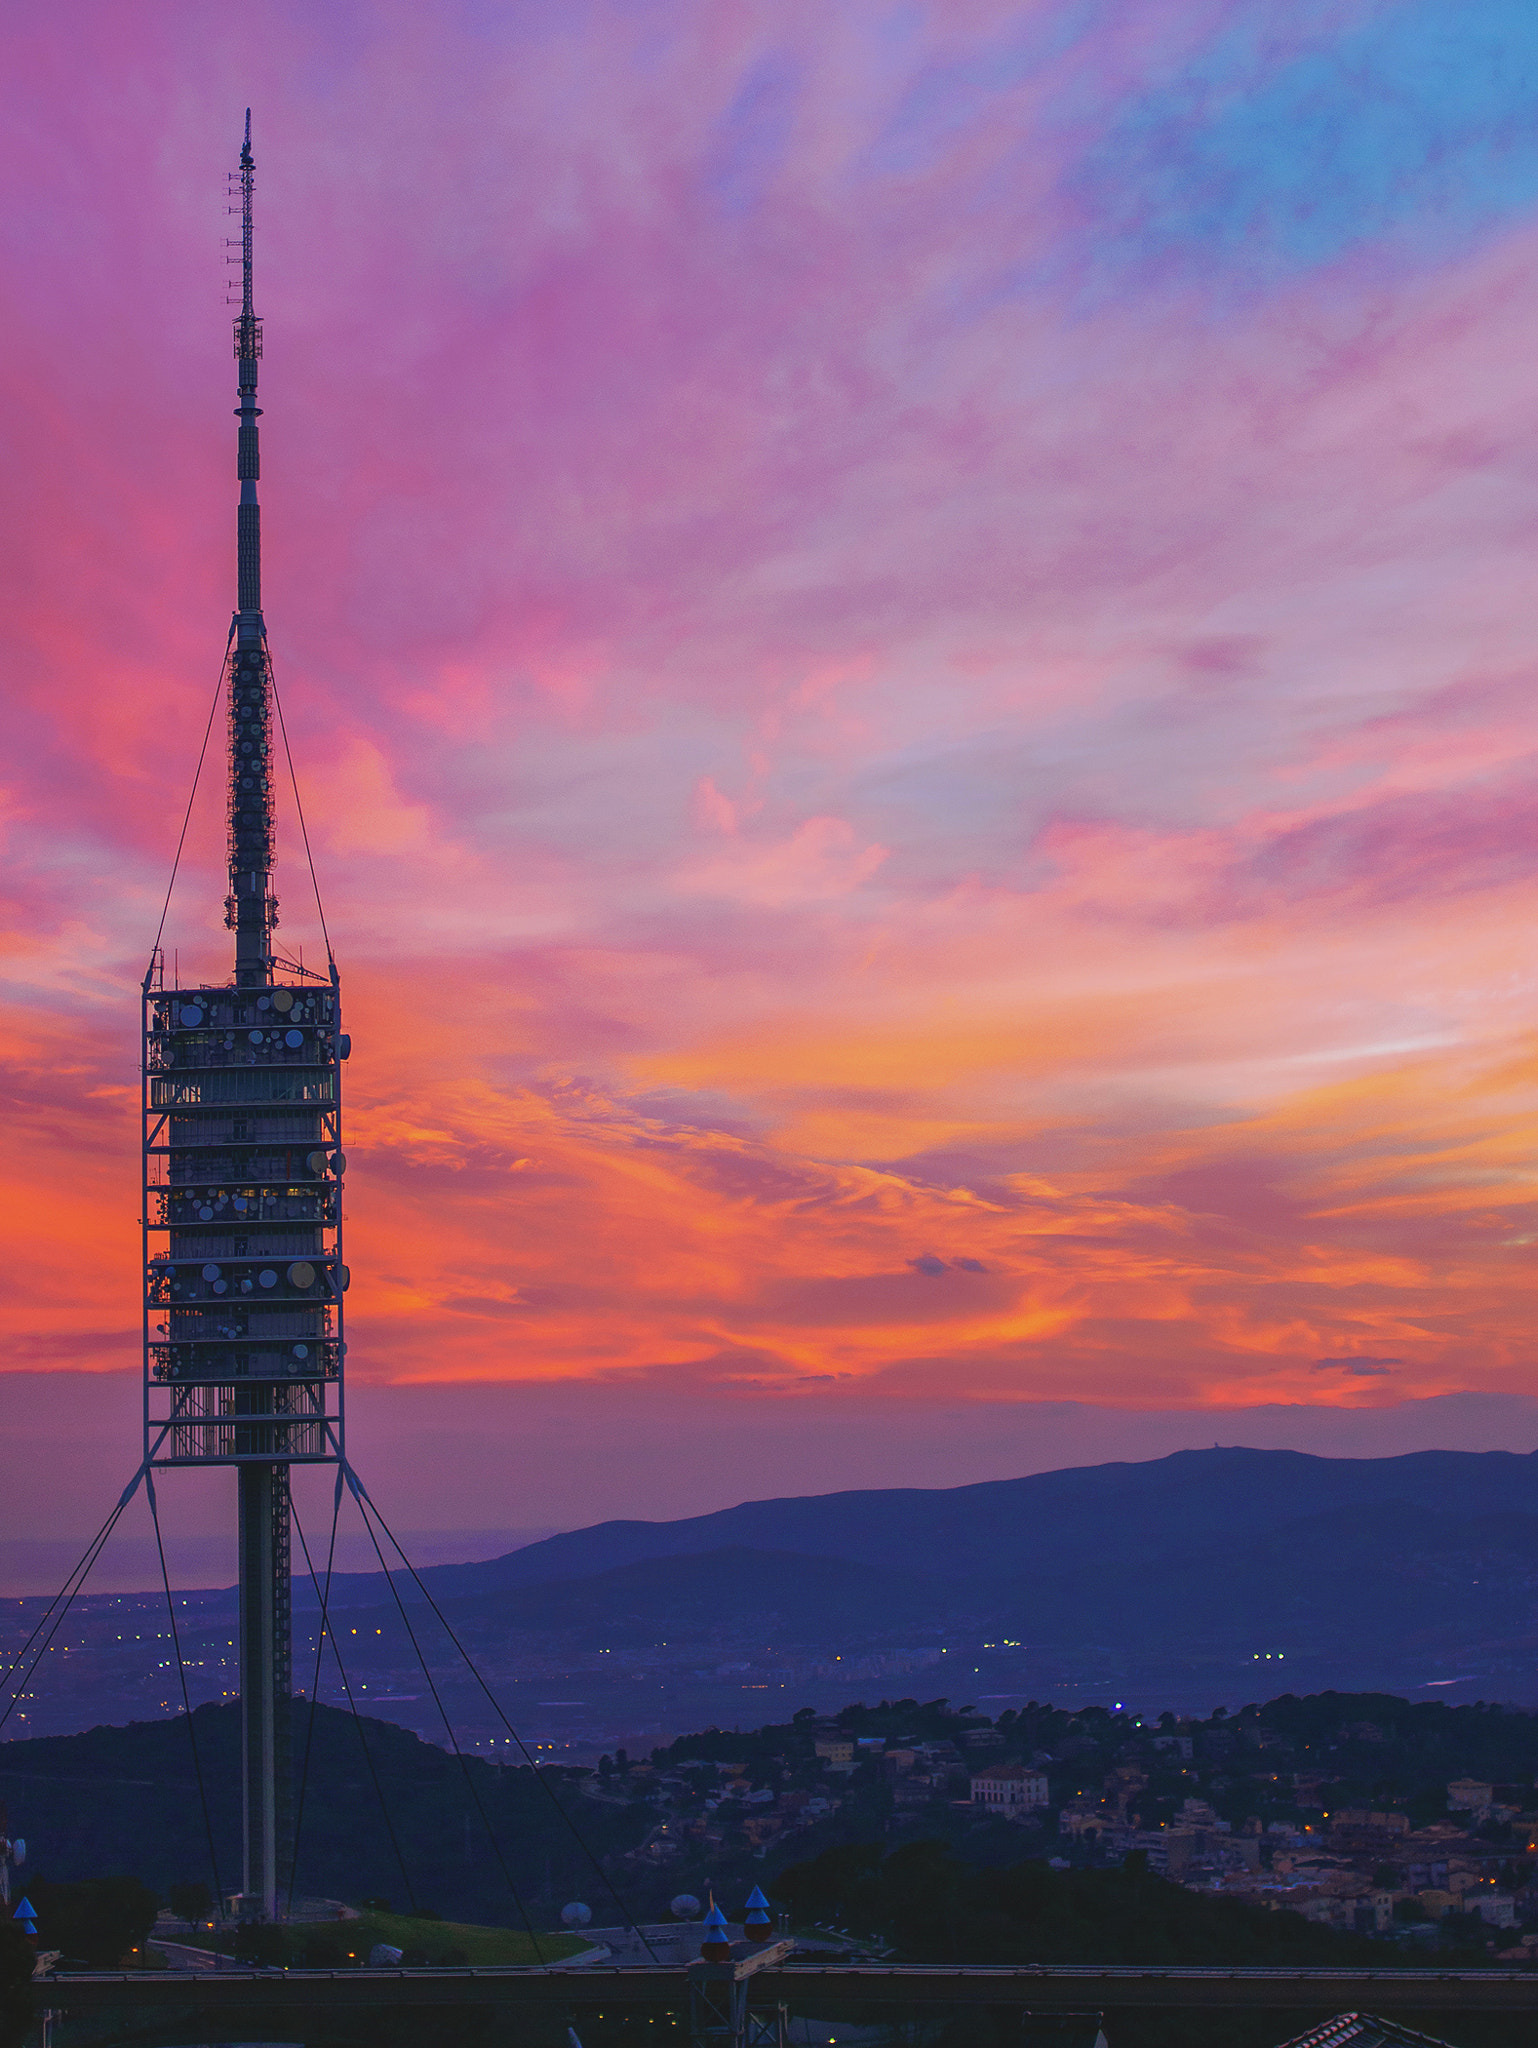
[8,1,1538,1562]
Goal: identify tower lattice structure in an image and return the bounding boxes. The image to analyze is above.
[141,112,348,1922]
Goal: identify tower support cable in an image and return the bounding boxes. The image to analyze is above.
[0,1497,132,1706]
[264,637,334,970]
[343,1482,548,1961]
[342,1465,658,1956]
[144,628,235,978]
[289,1497,418,1914]
[146,1472,225,1910]
[286,1469,343,1917]
[0,1464,152,1734]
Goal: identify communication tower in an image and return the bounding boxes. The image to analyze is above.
[141,113,347,1921]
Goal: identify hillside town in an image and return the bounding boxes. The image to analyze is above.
[584,1690,1538,1956]
[1031,1766,1535,1945]
[13,1683,1538,1967]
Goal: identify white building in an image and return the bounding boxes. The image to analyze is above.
[1473,1891,1517,1929]
[970,1764,1049,1817]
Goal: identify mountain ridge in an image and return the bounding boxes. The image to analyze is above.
[300,1442,1538,1608]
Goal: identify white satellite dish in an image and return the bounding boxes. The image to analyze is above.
[287,1262,316,1289]
[202,1265,221,1282]
[272,990,294,1013]
[285,1029,303,1048]
[180,1005,203,1028]
[561,1903,592,1929]
[259,1270,277,1288]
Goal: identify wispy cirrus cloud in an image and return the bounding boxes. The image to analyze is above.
[3,1,1538,1496]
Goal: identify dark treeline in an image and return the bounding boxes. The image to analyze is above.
[14,1687,1538,1911]
[3,1701,654,1924]
[7,1686,1538,2048]
[773,1838,1533,2048]
[13,1688,1538,1922]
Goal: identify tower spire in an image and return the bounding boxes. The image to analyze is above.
[228,111,274,989]
[235,107,262,619]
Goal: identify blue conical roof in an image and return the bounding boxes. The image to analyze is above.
[744,1886,770,1911]
[702,1902,728,1930]
[13,1897,36,1924]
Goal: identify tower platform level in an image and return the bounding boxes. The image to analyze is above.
[142,969,347,1469]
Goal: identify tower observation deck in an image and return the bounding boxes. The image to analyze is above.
[141,113,347,1922]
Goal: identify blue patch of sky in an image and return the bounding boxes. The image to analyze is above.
[859,0,1109,181]
[829,4,1361,334]
[1075,0,1538,283]
[704,53,802,217]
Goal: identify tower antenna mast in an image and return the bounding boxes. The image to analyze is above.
[235,109,262,632]
[140,112,350,1924]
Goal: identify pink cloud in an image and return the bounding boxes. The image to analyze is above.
[5,4,1538,1523]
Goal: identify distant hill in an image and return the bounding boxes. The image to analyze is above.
[440,1543,948,1636]
[312,1543,959,1646]
[309,1444,1538,1621]
[298,1503,1538,1665]
[270,1446,1538,1671]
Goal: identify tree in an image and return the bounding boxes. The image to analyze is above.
[168,1878,213,1923]
[774,1840,1391,1970]
[28,1876,159,1966]
[0,1920,34,2048]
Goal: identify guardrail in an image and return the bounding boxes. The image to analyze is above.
[32,1957,1538,2016]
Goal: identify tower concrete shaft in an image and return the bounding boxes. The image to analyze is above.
[239,1460,291,1915]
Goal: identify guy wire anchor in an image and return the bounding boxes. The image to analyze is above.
[687,1896,792,2048]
